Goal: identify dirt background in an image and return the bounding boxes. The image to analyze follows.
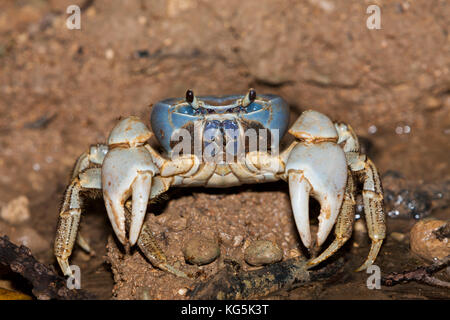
[0,0,449,299]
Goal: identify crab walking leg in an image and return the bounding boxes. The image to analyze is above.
[138,224,189,278]
[307,170,356,268]
[68,145,108,253]
[355,158,385,271]
[335,123,385,271]
[54,168,102,276]
[71,144,109,179]
[76,233,94,254]
[124,202,189,278]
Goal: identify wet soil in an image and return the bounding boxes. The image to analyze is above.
[0,0,449,299]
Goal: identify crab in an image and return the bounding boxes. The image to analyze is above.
[54,89,386,278]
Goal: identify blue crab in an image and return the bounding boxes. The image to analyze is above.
[54,89,385,278]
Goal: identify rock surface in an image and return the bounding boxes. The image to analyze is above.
[183,236,220,265]
[0,196,30,225]
[410,219,450,262]
[244,240,283,266]
[0,220,49,255]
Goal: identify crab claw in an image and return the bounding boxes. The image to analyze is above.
[102,146,157,246]
[286,142,347,250]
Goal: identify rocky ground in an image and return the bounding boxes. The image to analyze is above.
[0,0,449,299]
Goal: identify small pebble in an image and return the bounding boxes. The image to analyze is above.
[105,49,114,60]
[137,16,147,25]
[368,125,377,134]
[167,216,187,231]
[177,288,188,296]
[1,196,30,225]
[137,287,152,300]
[410,219,450,262]
[183,236,220,265]
[0,221,49,254]
[288,248,302,258]
[354,220,367,233]
[219,232,233,246]
[390,232,406,242]
[232,235,244,247]
[424,96,442,110]
[244,240,283,266]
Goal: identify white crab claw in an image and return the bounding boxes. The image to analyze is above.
[288,171,313,248]
[102,146,157,246]
[129,171,152,245]
[286,142,347,249]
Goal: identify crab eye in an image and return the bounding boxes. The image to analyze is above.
[248,89,256,102]
[242,88,256,107]
[185,89,201,109]
[186,89,194,103]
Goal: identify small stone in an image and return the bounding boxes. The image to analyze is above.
[219,232,233,246]
[183,236,220,265]
[390,232,406,242]
[167,0,196,17]
[0,221,49,254]
[1,196,30,225]
[155,214,169,225]
[137,286,152,300]
[167,216,187,232]
[17,33,28,44]
[288,248,302,258]
[137,16,147,25]
[244,240,283,266]
[86,7,96,17]
[232,235,244,247]
[410,219,450,262]
[353,219,367,244]
[354,220,367,233]
[424,96,442,111]
[105,49,114,60]
[177,288,188,296]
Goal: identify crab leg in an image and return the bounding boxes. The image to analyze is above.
[335,123,385,271]
[54,145,107,276]
[307,170,356,268]
[124,201,189,278]
[355,158,385,271]
[71,144,109,179]
[54,167,102,276]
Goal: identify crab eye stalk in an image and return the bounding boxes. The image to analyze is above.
[186,89,194,103]
[185,89,200,109]
[242,88,256,107]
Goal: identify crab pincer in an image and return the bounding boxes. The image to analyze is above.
[286,111,348,253]
[101,117,157,245]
